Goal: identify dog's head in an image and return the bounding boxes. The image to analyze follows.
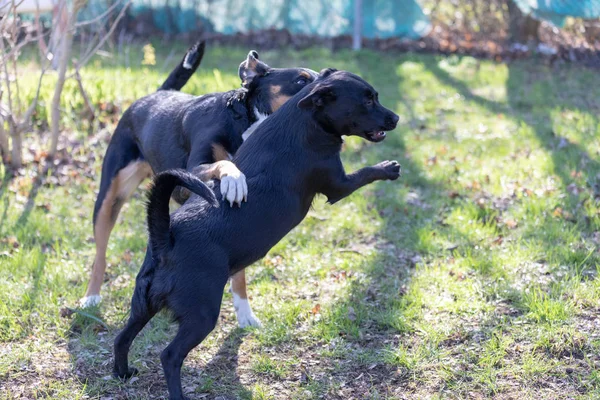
[239,51,318,115]
[297,69,399,142]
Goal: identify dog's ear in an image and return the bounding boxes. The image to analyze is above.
[297,85,336,110]
[239,50,270,87]
[318,68,337,79]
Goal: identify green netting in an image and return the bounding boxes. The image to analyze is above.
[512,0,600,27]
[79,0,431,39]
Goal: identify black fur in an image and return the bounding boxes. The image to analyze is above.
[158,41,205,91]
[93,43,318,224]
[146,170,218,256]
[114,69,401,400]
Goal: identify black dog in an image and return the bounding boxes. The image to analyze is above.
[113,69,400,399]
[82,42,318,329]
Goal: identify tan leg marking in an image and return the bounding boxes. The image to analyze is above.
[231,270,261,328]
[82,161,152,304]
[212,143,232,162]
[231,270,248,299]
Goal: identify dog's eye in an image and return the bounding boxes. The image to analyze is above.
[295,77,308,85]
[365,93,376,106]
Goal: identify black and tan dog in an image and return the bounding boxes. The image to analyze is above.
[113,69,401,399]
[81,41,318,330]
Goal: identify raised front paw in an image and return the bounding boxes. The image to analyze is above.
[221,171,248,207]
[375,160,402,181]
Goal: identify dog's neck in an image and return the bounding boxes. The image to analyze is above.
[241,107,268,142]
[237,104,342,168]
[246,88,271,122]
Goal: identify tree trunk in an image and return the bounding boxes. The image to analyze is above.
[0,116,9,165]
[49,1,80,157]
[9,123,22,169]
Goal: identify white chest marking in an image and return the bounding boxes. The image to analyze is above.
[242,107,268,142]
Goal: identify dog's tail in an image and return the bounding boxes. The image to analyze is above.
[147,169,218,255]
[158,40,206,91]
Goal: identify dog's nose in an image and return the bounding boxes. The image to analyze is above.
[385,113,399,130]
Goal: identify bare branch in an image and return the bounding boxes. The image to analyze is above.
[0,90,8,163]
[50,0,81,156]
[75,0,124,28]
[17,60,50,132]
[0,116,8,163]
[70,0,132,74]
[0,36,14,118]
[74,69,95,120]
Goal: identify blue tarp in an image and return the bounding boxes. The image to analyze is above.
[79,0,431,39]
[513,0,600,27]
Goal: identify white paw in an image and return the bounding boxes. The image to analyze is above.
[233,294,261,328]
[79,294,102,308]
[220,172,247,207]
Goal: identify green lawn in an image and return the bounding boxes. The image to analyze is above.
[1,44,600,399]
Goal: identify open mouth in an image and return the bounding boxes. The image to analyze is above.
[365,131,387,142]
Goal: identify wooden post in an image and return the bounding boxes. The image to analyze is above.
[353,0,362,51]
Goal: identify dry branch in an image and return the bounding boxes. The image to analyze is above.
[49,0,84,157]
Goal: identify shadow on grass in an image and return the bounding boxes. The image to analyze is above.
[66,309,253,399]
[423,56,600,271]
[301,54,600,397]
[198,329,253,399]
[64,53,600,399]
[14,163,50,228]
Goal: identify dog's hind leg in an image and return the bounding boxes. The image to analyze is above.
[114,260,157,379]
[81,134,152,307]
[161,270,228,400]
[231,270,261,328]
[113,302,156,379]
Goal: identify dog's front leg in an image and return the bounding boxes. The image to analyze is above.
[177,161,248,207]
[324,160,401,204]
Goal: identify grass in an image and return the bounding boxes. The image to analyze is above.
[1,43,600,399]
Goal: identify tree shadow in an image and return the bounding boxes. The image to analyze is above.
[300,53,600,398]
[14,163,50,228]
[65,306,253,399]
[281,52,489,398]
[423,55,600,271]
[196,328,253,398]
[424,55,600,191]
